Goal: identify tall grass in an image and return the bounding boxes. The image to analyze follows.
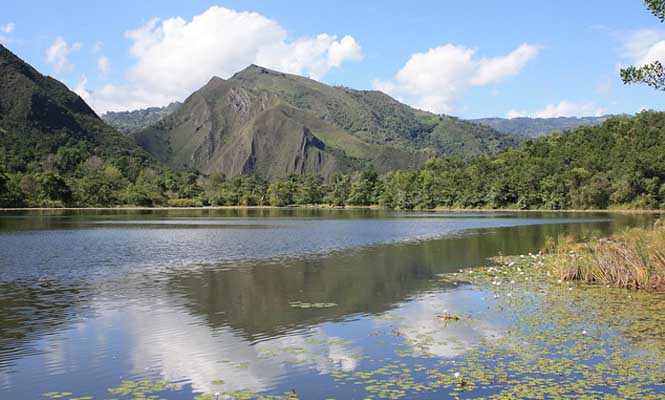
[548,220,665,291]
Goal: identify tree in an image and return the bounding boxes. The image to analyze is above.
[327,174,351,207]
[621,1,665,89]
[0,170,25,207]
[268,178,295,207]
[72,161,129,206]
[297,174,324,205]
[347,171,378,206]
[39,172,73,205]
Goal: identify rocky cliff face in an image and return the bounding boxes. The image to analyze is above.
[101,102,182,135]
[135,65,518,179]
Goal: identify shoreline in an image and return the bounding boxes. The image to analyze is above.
[0,205,664,213]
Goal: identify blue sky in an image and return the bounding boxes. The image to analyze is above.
[2,0,664,118]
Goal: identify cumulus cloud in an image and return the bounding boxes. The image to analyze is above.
[372,43,541,113]
[620,29,665,67]
[81,6,362,112]
[0,22,15,33]
[472,44,542,85]
[97,56,111,77]
[0,22,15,44]
[46,36,81,73]
[506,101,606,119]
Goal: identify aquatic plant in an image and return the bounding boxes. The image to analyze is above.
[549,222,665,291]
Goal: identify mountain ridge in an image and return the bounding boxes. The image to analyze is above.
[132,64,521,179]
[0,44,151,173]
[471,116,610,138]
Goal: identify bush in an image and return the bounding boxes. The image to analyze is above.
[167,198,199,207]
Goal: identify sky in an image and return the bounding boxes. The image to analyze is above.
[1,0,665,118]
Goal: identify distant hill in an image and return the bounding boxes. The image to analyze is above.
[0,44,150,173]
[135,65,521,179]
[102,102,182,135]
[470,116,609,138]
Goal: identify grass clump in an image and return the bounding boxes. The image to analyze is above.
[549,220,665,291]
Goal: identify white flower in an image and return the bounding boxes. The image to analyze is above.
[454,372,460,378]
[581,330,587,335]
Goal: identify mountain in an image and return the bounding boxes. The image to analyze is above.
[135,65,521,179]
[102,102,182,134]
[471,116,609,138]
[0,44,150,173]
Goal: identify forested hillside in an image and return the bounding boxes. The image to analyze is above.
[471,116,608,138]
[4,112,664,209]
[0,44,197,208]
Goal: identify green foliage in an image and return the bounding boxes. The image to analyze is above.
[71,157,128,206]
[268,178,296,207]
[296,174,325,205]
[621,2,665,89]
[4,112,665,211]
[621,61,665,90]
[646,0,665,21]
[347,171,378,206]
[472,116,607,138]
[0,169,25,207]
[327,175,352,206]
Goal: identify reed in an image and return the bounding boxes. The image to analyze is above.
[548,220,665,291]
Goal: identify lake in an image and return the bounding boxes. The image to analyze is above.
[0,209,662,399]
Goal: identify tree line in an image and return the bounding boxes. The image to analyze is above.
[2,112,665,210]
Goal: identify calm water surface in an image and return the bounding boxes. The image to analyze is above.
[0,209,656,399]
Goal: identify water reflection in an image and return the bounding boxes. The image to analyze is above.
[0,210,656,399]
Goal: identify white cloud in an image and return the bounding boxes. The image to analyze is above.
[73,75,90,101]
[620,29,665,67]
[97,56,111,77]
[472,44,542,85]
[506,101,606,118]
[0,22,15,44]
[46,36,81,73]
[81,6,362,112]
[372,43,541,113]
[0,22,15,33]
[92,41,103,54]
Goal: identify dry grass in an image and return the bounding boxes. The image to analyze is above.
[548,220,665,291]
